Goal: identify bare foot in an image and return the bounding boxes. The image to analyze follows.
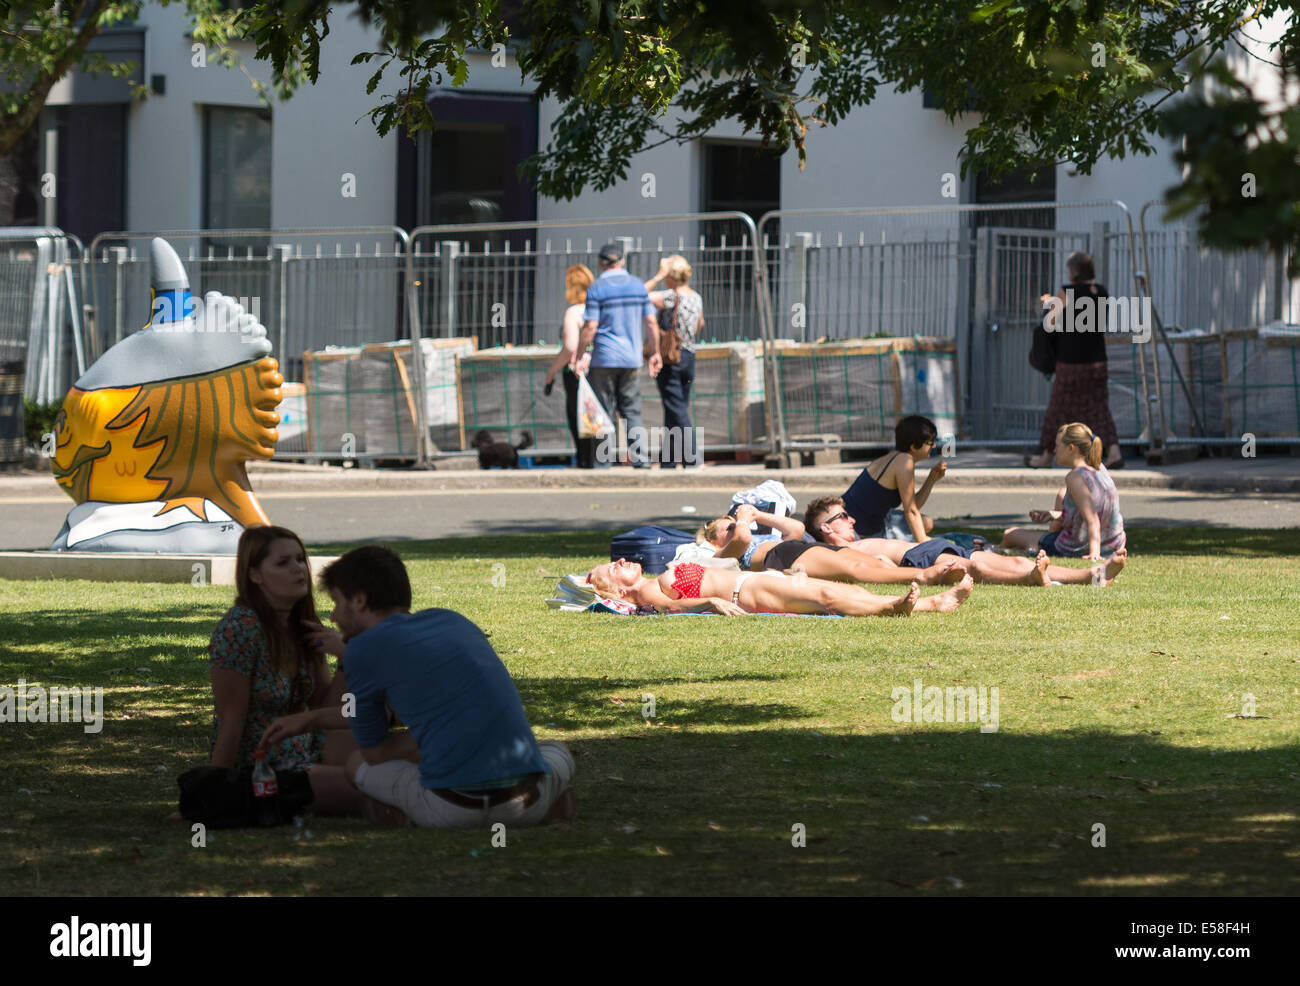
[928,558,968,585]
[1025,549,1051,587]
[919,573,975,612]
[888,581,921,617]
[1103,547,1127,584]
[546,786,577,822]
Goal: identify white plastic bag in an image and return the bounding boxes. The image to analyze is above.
[576,373,615,439]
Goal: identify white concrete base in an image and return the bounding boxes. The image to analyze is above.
[0,551,339,585]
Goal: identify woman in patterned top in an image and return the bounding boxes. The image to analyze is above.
[1001,422,1127,560]
[208,525,362,814]
[645,255,704,467]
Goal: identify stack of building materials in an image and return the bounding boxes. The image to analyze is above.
[1106,332,1224,441]
[1222,326,1300,438]
[456,345,568,451]
[769,337,959,444]
[1107,327,1300,442]
[360,338,478,454]
[636,341,767,447]
[303,346,363,456]
[302,337,477,457]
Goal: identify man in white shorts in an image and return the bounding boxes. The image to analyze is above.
[311,545,575,828]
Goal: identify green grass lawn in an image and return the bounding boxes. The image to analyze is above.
[1,527,1298,897]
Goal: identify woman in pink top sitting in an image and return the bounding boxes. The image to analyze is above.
[1001,422,1128,562]
[584,558,973,618]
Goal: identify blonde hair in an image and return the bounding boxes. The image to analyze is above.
[1057,422,1103,468]
[565,264,594,305]
[698,517,729,546]
[663,255,692,285]
[585,563,626,598]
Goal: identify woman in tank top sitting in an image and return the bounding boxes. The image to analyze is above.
[840,415,946,542]
[584,556,974,618]
[1001,422,1127,561]
[701,503,969,586]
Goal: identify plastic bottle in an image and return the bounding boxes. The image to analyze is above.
[252,749,279,825]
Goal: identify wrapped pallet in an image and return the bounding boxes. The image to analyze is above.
[457,345,568,451]
[360,337,478,454]
[636,341,766,447]
[303,347,363,456]
[769,337,959,443]
[1223,327,1300,438]
[1106,332,1224,440]
[274,382,308,454]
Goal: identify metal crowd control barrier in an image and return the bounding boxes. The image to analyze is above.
[1134,201,1300,449]
[407,212,766,465]
[0,227,86,409]
[84,227,413,461]
[752,201,1146,454]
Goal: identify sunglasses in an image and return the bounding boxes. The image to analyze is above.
[823,511,850,525]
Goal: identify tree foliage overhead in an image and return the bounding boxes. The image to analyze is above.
[3,1,1298,260]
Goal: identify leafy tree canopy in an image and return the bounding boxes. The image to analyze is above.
[2,1,1297,261]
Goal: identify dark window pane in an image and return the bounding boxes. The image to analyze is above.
[428,125,507,226]
[701,141,781,246]
[0,123,42,228]
[204,106,271,233]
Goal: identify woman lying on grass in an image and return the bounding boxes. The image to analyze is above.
[208,525,362,814]
[1001,421,1127,561]
[585,557,974,617]
[699,503,805,569]
[804,495,1127,587]
[703,504,968,586]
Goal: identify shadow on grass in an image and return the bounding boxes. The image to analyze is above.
[2,728,1295,896]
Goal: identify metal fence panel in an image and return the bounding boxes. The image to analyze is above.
[85,229,410,387]
[754,201,1142,450]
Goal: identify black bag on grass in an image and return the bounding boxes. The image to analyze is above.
[609,526,696,575]
[178,765,314,828]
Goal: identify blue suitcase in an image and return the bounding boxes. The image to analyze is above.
[609,525,697,575]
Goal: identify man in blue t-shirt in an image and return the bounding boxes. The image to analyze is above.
[578,243,660,468]
[267,545,576,828]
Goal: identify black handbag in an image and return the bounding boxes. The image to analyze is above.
[178,765,314,828]
[1029,320,1057,377]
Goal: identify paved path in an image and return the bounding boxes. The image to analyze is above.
[3,484,1295,550]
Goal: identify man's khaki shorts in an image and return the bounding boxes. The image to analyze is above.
[354,741,575,829]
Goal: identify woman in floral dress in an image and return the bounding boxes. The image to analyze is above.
[208,525,361,813]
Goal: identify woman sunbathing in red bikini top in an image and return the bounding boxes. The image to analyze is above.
[584,558,973,618]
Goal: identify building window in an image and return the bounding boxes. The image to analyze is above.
[0,122,42,228]
[701,141,781,246]
[203,106,271,233]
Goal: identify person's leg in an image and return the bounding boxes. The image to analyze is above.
[739,572,922,617]
[506,741,577,827]
[656,366,685,467]
[307,763,364,815]
[348,751,486,829]
[967,550,1043,585]
[1046,547,1127,585]
[1001,527,1047,550]
[616,368,649,467]
[794,545,966,586]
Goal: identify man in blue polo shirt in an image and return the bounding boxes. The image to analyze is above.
[281,545,576,828]
[578,243,660,468]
